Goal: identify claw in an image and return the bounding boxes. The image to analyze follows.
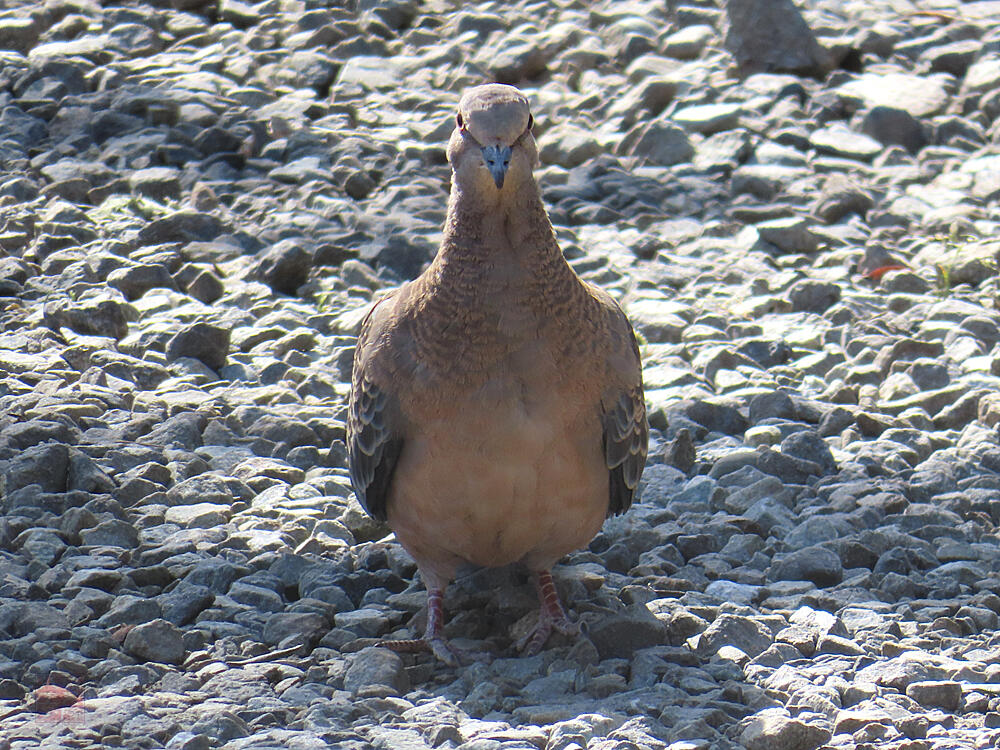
[374,587,485,666]
[517,610,580,655]
[517,570,578,655]
[377,636,461,666]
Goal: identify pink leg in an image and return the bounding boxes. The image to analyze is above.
[377,588,460,665]
[517,570,579,655]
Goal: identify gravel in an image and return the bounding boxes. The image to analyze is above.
[1,0,1000,749]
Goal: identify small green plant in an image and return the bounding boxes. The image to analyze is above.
[314,290,338,313]
[125,194,169,220]
[995,248,1000,311]
[632,327,650,360]
[934,261,952,295]
[933,222,978,297]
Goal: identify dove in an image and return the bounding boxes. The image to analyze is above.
[348,83,647,663]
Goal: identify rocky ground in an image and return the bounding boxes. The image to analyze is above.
[1,0,1000,748]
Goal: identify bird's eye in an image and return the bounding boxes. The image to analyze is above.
[527,114,533,130]
[456,113,463,128]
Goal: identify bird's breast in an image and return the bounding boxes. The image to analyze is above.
[388,358,608,575]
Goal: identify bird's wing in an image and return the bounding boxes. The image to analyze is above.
[347,293,404,522]
[599,298,649,517]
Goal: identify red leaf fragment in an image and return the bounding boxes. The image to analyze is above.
[864,264,908,281]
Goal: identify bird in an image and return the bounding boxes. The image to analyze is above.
[347,83,648,663]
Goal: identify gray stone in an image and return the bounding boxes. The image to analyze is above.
[2,442,70,495]
[128,167,183,201]
[42,297,131,339]
[756,218,819,255]
[963,55,1000,97]
[770,546,843,587]
[672,103,742,135]
[861,106,926,154]
[0,18,40,55]
[262,612,328,646]
[164,503,231,528]
[756,446,822,484]
[0,602,70,637]
[246,240,312,295]
[246,414,319,448]
[587,604,668,659]
[745,496,796,535]
[704,580,761,606]
[184,270,225,304]
[80,519,140,548]
[166,474,252,507]
[812,174,875,223]
[618,120,694,166]
[663,25,715,60]
[748,392,797,424]
[905,680,963,710]
[780,431,836,474]
[99,595,164,627]
[696,613,772,658]
[368,727,434,750]
[14,529,66,566]
[124,618,186,664]
[922,39,980,77]
[107,264,178,301]
[787,280,841,313]
[838,72,950,118]
[229,582,284,612]
[740,709,832,750]
[668,398,748,435]
[159,584,215,626]
[855,654,942,690]
[190,711,248,743]
[165,732,211,750]
[809,125,883,161]
[723,0,833,76]
[165,322,230,371]
[664,428,696,474]
[138,211,227,245]
[67,451,115,493]
[343,648,409,696]
[480,39,548,84]
[815,634,864,656]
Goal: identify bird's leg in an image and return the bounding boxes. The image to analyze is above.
[517,569,580,655]
[377,588,460,665]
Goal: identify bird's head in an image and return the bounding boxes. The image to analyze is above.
[448,84,537,197]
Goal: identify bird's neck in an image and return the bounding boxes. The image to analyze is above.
[436,179,563,271]
[413,178,588,361]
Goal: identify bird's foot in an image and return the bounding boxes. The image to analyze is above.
[376,636,463,666]
[375,587,487,665]
[516,569,580,655]
[516,611,580,655]
[377,636,492,665]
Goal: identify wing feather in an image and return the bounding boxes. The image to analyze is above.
[603,383,648,516]
[600,304,649,517]
[347,298,403,522]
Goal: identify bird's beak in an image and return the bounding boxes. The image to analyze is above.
[481,144,512,189]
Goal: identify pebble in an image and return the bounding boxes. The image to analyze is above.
[123,619,186,665]
[0,1,999,749]
[739,709,832,750]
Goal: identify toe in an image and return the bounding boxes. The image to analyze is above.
[379,636,481,666]
[552,617,580,638]
[377,638,430,654]
[517,618,553,656]
[428,637,460,666]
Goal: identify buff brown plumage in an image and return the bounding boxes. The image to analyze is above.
[347,84,648,663]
